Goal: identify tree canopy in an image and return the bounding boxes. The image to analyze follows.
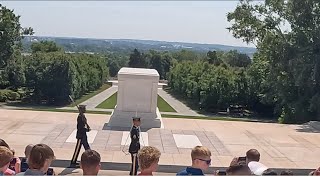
[227,0,320,123]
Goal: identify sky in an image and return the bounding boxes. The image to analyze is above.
[2,1,253,47]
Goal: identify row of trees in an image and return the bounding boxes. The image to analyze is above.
[126,48,250,80]
[0,5,108,105]
[226,0,320,123]
[167,55,269,114]
[1,41,109,105]
[166,0,320,124]
[22,52,108,105]
[128,49,174,79]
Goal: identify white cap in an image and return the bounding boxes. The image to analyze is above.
[248,161,268,175]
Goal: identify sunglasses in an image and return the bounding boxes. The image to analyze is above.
[196,158,211,165]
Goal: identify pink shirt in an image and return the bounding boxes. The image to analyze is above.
[4,168,15,175]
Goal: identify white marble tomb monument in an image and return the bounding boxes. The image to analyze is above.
[107,67,163,128]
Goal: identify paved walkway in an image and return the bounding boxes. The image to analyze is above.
[64,85,202,116]
[157,89,201,116]
[53,168,174,176]
[1,109,320,174]
[78,86,118,109]
[61,106,201,117]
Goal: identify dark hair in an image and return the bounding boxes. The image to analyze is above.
[0,139,10,149]
[280,170,293,175]
[226,162,251,175]
[262,169,278,176]
[28,144,55,169]
[246,149,260,162]
[81,150,101,169]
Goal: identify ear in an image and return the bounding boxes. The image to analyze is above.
[153,162,159,170]
[96,163,101,171]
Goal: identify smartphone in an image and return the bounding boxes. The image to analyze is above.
[217,170,227,175]
[10,158,17,165]
[46,168,54,176]
[9,158,17,171]
[238,156,246,162]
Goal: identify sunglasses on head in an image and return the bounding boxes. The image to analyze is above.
[196,158,211,165]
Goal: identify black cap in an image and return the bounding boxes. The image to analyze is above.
[132,117,141,121]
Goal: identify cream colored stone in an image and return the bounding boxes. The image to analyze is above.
[108,67,163,128]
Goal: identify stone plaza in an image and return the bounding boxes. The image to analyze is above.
[1,109,320,175]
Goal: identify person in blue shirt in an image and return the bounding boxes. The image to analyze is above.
[17,144,55,176]
[20,144,55,175]
[176,146,212,176]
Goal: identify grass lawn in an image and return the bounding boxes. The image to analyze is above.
[96,92,117,109]
[157,95,176,112]
[12,108,257,123]
[14,108,112,115]
[68,83,111,107]
[96,92,177,112]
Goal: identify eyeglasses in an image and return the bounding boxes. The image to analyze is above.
[195,158,211,165]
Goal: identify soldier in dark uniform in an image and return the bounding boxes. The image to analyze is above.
[70,105,91,167]
[129,117,141,176]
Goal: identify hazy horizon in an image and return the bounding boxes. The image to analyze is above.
[2,1,254,47]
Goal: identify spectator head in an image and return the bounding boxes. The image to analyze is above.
[246,149,260,164]
[132,117,141,126]
[191,146,212,171]
[280,170,293,175]
[0,139,10,149]
[262,169,278,176]
[313,167,320,176]
[137,146,161,173]
[0,146,13,173]
[24,144,34,158]
[28,144,55,173]
[80,150,101,176]
[248,161,268,175]
[79,105,86,113]
[226,162,251,176]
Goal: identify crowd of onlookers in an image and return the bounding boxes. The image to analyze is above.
[1,138,319,176]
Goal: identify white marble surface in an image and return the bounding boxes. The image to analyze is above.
[173,134,202,148]
[109,67,162,128]
[66,129,98,143]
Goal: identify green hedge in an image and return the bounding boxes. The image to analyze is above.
[0,89,20,102]
[167,61,253,112]
[24,52,108,105]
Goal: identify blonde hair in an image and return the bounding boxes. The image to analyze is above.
[0,146,13,168]
[137,146,161,170]
[191,146,211,160]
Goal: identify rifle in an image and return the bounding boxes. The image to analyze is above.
[68,95,91,132]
